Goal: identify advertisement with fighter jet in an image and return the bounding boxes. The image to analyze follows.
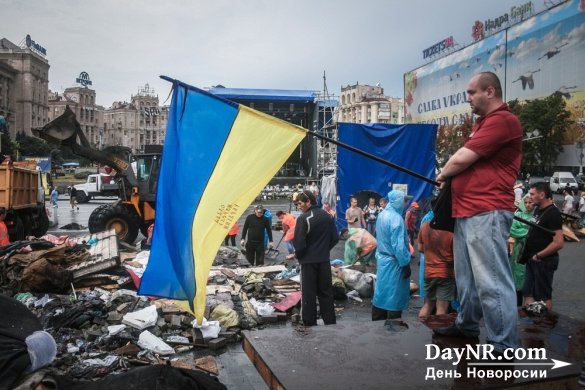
[404,0,585,129]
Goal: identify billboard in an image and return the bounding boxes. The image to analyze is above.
[404,0,585,128]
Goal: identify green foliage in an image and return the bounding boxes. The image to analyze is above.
[509,95,572,174]
[0,134,15,157]
[15,133,52,158]
[435,118,473,169]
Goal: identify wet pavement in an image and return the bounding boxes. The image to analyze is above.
[243,310,585,389]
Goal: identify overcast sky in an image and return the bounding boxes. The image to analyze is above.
[3,0,536,107]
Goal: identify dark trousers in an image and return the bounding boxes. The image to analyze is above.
[245,241,265,266]
[224,234,236,246]
[371,305,402,321]
[300,262,336,325]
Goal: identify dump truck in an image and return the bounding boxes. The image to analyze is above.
[34,106,160,243]
[0,161,50,241]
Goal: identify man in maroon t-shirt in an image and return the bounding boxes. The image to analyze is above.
[434,72,522,357]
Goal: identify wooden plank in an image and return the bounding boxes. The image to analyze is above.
[242,337,285,390]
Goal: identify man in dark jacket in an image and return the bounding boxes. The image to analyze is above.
[241,205,273,266]
[293,191,339,326]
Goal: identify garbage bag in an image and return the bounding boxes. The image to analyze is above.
[354,273,375,298]
[339,269,374,298]
[210,304,240,328]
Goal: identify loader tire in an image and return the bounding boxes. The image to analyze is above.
[89,204,140,244]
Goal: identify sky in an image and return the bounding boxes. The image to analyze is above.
[2,0,537,107]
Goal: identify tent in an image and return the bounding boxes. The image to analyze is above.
[335,122,437,231]
[62,162,80,168]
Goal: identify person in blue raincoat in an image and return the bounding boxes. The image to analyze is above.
[372,190,412,320]
[263,208,273,248]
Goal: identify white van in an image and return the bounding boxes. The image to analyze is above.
[549,171,579,193]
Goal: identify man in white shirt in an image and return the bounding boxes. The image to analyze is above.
[562,188,575,214]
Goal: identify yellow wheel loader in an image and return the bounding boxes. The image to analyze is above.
[35,106,160,243]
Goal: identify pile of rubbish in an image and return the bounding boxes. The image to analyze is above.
[0,230,127,295]
[0,233,404,386]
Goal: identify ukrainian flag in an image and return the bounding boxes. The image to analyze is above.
[139,78,306,324]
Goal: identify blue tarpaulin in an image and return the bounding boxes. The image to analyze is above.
[336,122,437,231]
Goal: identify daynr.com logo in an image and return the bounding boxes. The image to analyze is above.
[424,343,572,381]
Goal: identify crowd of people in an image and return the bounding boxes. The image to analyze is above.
[259,73,569,362]
[224,72,571,342]
[44,72,576,355]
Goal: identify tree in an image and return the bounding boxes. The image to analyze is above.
[435,118,473,170]
[15,134,52,158]
[50,148,64,167]
[508,95,572,175]
[0,134,15,157]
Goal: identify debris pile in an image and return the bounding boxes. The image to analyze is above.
[0,231,126,295]
[1,232,391,383]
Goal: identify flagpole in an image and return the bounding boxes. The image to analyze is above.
[307,129,436,185]
[306,129,554,235]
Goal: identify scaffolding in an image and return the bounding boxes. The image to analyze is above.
[313,71,338,179]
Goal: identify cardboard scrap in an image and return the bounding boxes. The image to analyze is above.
[272,291,302,312]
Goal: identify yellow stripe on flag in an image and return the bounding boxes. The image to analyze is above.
[185,105,305,324]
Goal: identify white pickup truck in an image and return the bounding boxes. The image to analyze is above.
[548,171,579,194]
[73,173,119,203]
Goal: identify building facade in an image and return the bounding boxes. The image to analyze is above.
[103,84,168,153]
[0,37,50,136]
[337,83,404,124]
[48,86,105,148]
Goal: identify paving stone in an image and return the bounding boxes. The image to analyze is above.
[207,337,227,350]
[170,315,182,329]
[218,331,237,343]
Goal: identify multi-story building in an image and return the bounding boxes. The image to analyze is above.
[103,84,168,153]
[48,84,105,148]
[337,83,404,124]
[0,37,50,136]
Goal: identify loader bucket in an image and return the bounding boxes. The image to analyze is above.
[33,106,79,145]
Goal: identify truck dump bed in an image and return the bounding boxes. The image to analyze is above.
[0,163,39,210]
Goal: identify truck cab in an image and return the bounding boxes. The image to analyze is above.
[74,173,119,203]
[549,171,579,193]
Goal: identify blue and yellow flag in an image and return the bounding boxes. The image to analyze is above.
[138,78,306,324]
